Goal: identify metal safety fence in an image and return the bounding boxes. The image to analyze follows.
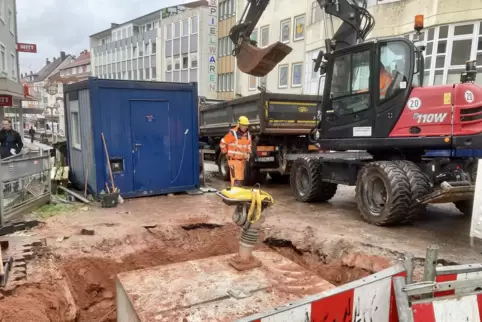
[0,150,51,226]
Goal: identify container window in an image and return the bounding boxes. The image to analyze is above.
[110,158,125,173]
[71,111,81,149]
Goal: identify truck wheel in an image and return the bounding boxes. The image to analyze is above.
[356,161,411,226]
[393,160,432,223]
[217,154,230,181]
[269,172,290,184]
[454,200,473,216]
[290,157,337,202]
[243,166,266,186]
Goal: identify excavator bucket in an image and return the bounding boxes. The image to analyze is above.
[236,39,293,77]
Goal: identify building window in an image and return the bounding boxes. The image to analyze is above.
[151,67,156,79]
[292,63,302,87]
[145,68,150,79]
[251,29,258,44]
[260,26,269,47]
[174,21,181,38]
[133,46,137,57]
[166,24,172,40]
[294,15,305,41]
[174,56,180,70]
[280,19,290,43]
[451,39,472,66]
[71,111,81,149]
[182,19,189,37]
[8,7,13,34]
[182,55,189,69]
[191,16,198,34]
[167,58,172,71]
[0,44,5,72]
[10,53,14,79]
[248,75,257,90]
[191,54,198,68]
[311,1,322,24]
[139,69,143,80]
[152,42,157,54]
[230,73,234,91]
[278,65,288,88]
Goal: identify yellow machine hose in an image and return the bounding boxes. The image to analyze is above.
[247,188,262,224]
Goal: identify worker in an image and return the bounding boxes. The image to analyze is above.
[356,63,393,99]
[220,116,252,187]
[379,63,393,99]
[0,119,23,159]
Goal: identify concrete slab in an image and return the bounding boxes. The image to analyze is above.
[116,250,335,322]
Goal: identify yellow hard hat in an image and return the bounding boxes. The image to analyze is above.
[238,116,249,126]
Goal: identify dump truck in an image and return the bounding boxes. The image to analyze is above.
[199,91,322,184]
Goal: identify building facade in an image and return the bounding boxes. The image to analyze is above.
[160,1,218,99]
[90,2,205,82]
[21,52,73,136]
[0,0,24,125]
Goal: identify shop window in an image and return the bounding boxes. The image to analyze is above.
[439,25,449,39]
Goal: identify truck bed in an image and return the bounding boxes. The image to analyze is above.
[199,92,321,137]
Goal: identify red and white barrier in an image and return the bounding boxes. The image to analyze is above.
[412,294,482,322]
[237,264,406,322]
[435,264,482,297]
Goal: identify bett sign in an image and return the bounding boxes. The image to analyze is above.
[16,43,37,53]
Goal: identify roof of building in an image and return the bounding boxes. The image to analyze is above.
[60,50,90,70]
[90,0,207,39]
[34,53,71,82]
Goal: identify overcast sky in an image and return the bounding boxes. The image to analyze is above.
[17,0,192,74]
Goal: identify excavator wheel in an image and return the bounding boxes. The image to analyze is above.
[236,40,293,77]
[393,160,432,223]
[356,161,411,226]
[290,156,337,202]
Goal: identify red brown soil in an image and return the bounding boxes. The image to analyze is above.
[0,223,393,322]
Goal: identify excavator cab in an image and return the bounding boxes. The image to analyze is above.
[317,38,419,146]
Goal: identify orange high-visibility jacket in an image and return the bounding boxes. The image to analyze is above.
[380,68,393,98]
[220,126,252,160]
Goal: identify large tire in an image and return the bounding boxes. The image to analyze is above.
[356,161,411,226]
[454,200,473,216]
[290,156,337,202]
[243,166,267,186]
[269,172,290,184]
[217,153,230,181]
[393,160,432,222]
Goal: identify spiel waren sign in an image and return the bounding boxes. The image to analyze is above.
[16,43,37,53]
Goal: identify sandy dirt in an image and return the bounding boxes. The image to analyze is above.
[0,163,480,321]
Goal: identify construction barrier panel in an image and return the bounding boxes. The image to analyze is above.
[411,293,482,321]
[237,264,407,322]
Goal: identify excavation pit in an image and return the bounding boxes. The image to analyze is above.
[116,250,336,322]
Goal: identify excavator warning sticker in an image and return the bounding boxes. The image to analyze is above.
[444,92,452,105]
[465,90,474,103]
[407,97,422,110]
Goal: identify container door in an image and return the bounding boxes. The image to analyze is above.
[130,100,170,192]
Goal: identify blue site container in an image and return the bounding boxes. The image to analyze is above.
[64,78,199,199]
[424,149,482,158]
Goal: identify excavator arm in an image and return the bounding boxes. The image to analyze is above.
[229,0,375,77]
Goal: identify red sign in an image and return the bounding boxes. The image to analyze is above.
[0,95,12,106]
[16,43,37,53]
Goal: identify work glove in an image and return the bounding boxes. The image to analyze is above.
[10,149,16,155]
